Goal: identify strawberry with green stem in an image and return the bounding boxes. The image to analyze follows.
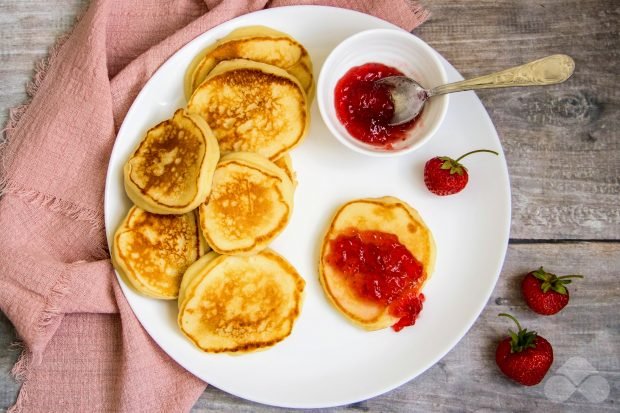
[522,267,584,315]
[423,149,499,196]
[495,313,553,386]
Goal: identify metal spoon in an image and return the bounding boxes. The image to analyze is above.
[377,54,575,126]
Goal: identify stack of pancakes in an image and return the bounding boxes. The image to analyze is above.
[113,25,310,353]
[114,109,217,300]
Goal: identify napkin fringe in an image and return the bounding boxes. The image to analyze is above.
[4,183,106,234]
[9,342,28,381]
[8,344,30,413]
[405,0,430,23]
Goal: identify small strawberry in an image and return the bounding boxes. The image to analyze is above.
[423,149,498,196]
[495,313,553,386]
[522,267,583,315]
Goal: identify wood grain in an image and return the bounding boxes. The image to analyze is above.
[0,0,618,412]
[0,0,89,128]
[415,0,619,240]
[0,312,20,410]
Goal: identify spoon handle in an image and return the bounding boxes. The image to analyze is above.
[429,54,575,97]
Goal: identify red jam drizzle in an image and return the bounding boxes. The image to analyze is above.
[334,63,420,147]
[326,230,425,331]
[390,292,425,332]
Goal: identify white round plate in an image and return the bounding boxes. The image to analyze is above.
[104,5,511,409]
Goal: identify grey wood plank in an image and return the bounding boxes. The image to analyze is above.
[0,312,20,411]
[2,243,617,412]
[414,0,620,240]
[0,0,90,128]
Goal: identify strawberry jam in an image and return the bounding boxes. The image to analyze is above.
[334,62,420,147]
[326,229,425,331]
[390,291,425,332]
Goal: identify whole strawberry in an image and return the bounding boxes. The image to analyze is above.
[424,149,498,196]
[495,313,553,386]
[522,267,583,315]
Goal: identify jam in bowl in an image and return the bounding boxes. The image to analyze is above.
[334,62,422,149]
[318,29,448,157]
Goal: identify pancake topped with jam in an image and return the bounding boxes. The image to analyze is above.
[319,197,436,331]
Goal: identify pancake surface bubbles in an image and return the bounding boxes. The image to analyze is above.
[112,206,201,299]
[178,250,305,353]
[200,152,294,256]
[187,59,309,161]
[200,152,294,255]
[124,109,219,214]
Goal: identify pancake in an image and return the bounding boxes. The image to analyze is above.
[198,220,211,256]
[319,197,436,331]
[112,206,201,299]
[184,25,313,100]
[274,153,297,188]
[177,249,305,353]
[187,59,309,161]
[124,109,220,214]
[199,152,294,255]
[178,251,219,308]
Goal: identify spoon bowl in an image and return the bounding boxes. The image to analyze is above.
[376,76,429,126]
[380,54,575,126]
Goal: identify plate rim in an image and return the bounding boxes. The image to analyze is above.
[104,5,512,408]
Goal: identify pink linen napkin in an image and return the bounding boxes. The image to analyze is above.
[0,0,428,411]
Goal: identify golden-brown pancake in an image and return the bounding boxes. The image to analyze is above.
[319,197,436,330]
[184,25,313,100]
[112,206,201,299]
[124,109,220,214]
[178,251,219,308]
[199,152,294,256]
[178,249,305,353]
[273,153,297,188]
[198,220,211,257]
[187,59,309,161]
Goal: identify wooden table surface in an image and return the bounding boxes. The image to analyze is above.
[1,0,618,411]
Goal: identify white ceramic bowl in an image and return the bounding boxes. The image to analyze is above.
[317,29,449,157]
